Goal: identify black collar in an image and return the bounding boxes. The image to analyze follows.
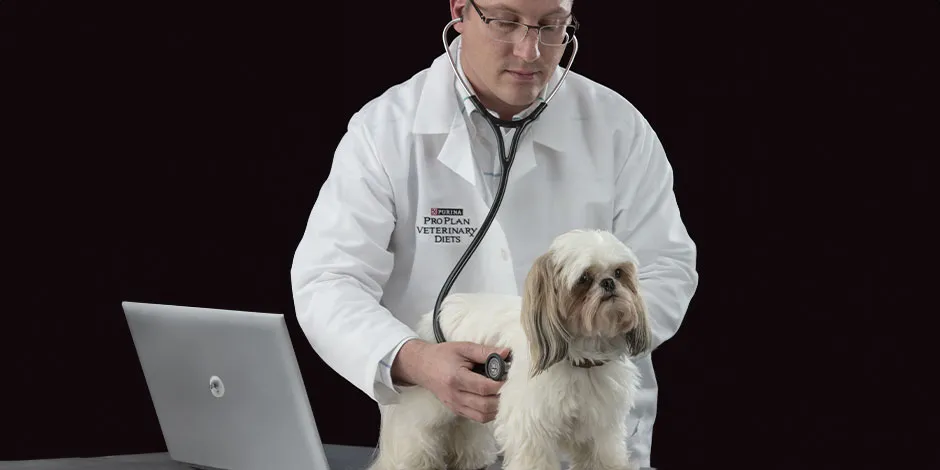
[571,358,608,368]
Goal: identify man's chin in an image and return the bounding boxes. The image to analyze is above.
[496,87,543,109]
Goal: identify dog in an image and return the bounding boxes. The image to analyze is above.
[368,229,652,470]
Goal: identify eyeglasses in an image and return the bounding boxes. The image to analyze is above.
[468,0,579,47]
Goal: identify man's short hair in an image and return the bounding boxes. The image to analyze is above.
[460,0,575,18]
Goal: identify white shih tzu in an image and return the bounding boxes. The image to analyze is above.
[368,229,652,470]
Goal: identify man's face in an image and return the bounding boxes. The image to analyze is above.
[451,0,574,119]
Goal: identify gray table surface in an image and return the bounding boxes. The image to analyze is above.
[1,444,365,470]
[0,444,653,470]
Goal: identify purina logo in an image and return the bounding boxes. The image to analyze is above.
[430,207,463,216]
[417,207,476,244]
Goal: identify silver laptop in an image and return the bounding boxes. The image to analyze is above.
[122,301,333,470]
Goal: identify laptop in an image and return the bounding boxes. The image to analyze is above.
[122,301,337,470]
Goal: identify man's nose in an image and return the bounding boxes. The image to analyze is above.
[514,28,541,62]
[600,278,615,292]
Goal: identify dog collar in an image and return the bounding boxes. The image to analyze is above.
[571,358,607,368]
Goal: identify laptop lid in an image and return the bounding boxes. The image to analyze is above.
[122,301,332,470]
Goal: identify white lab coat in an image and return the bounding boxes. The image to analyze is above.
[291,37,698,467]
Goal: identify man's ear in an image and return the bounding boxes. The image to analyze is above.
[450,1,468,34]
[450,0,468,20]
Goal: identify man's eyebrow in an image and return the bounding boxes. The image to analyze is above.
[482,3,571,18]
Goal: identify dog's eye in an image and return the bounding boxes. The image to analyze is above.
[614,268,623,278]
[578,273,591,285]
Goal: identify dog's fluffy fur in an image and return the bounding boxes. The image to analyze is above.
[368,229,652,470]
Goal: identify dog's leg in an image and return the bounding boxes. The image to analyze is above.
[367,387,455,470]
[567,432,638,470]
[494,414,559,470]
[445,417,499,470]
[498,437,559,470]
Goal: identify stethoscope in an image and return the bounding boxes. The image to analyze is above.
[431,17,579,381]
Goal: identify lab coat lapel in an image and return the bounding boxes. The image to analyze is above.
[412,43,479,186]
[437,112,477,186]
[413,45,460,135]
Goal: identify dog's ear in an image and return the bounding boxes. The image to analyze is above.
[522,253,570,377]
[624,266,653,357]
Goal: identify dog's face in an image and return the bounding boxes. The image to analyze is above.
[521,229,652,376]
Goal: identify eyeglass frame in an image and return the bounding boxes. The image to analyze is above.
[466,0,580,47]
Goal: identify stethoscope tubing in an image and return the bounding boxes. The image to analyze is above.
[431,18,579,380]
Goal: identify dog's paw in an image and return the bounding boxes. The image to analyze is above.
[449,449,498,470]
[569,461,640,470]
[366,452,448,470]
[502,463,550,470]
[570,466,636,470]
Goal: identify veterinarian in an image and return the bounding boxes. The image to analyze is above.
[290,0,698,467]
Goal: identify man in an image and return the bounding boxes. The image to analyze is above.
[290,0,698,467]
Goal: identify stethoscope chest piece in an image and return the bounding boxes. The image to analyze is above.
[485,352,511,381]
[472,352,511,381]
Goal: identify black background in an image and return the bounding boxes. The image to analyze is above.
[3,0,936,467]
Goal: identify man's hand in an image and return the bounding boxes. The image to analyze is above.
[391,339,511,423]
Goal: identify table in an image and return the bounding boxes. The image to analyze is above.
[1,444,364,470]
[1,444,654,469]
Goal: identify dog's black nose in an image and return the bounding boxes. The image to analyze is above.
[600,278,615,292]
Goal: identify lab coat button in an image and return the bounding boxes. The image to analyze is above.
[501,249,509,261]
